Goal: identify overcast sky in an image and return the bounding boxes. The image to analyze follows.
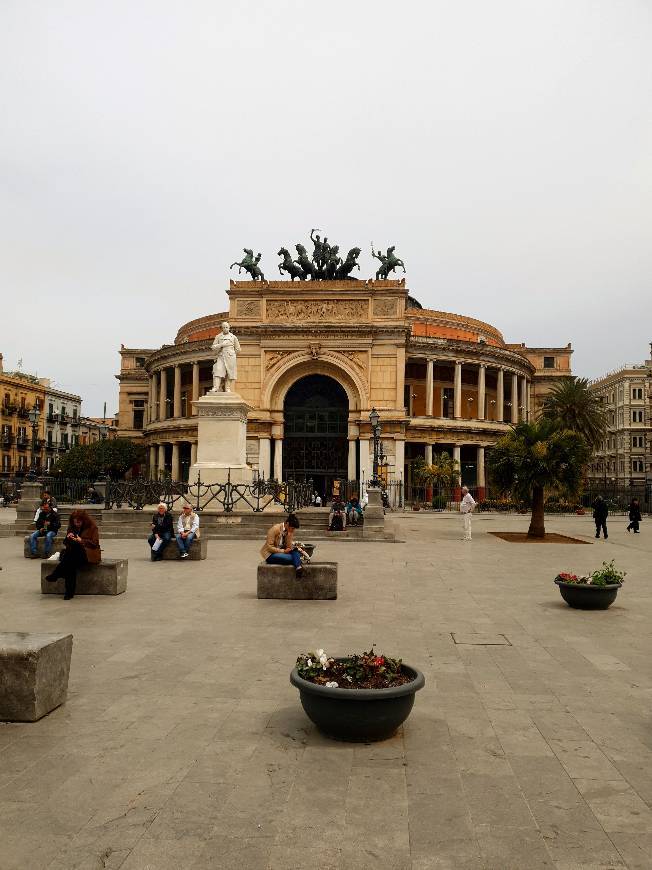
[1,0,651,416]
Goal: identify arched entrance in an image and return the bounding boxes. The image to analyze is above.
[282,374,349,495]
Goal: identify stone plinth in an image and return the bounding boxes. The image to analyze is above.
[159,536,208,560]
[190,392,253,486]
[41,559,128,595]
[0,632,73,722]
[23,535,64,559]
[257,562,338,600]
[363,487,385,533]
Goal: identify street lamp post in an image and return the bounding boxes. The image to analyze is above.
[27,406,41,479]
[369,407,381,488]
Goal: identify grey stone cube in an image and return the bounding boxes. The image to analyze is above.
[23,535,64,559]
[159,536,208,560]
[257,562,337,600]
[0,632,73,722]
[41,559,128,595]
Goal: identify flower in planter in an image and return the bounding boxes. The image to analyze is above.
[555,561,626,586]
[325,681,339,688]
[296,648,412,690]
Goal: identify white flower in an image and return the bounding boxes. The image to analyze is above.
[306,659,313,667]
[325,681,339,689]
[316,649,325,658]
[319,654,329,669]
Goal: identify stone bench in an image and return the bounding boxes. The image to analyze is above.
[23,535,65,559]
[0,632,73,721]
[257,562,337,600]
[41,559,128,596]
[158,536,208,560]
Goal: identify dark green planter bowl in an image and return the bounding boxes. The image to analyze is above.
[554,579,621,610]
[290,662,425,742]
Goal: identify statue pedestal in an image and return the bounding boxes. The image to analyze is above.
[364,487,385,533]
[190,392,253,485]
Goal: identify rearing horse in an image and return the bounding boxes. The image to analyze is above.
[277,248,304,281]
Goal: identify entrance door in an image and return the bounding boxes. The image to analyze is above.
[283,374,348,497]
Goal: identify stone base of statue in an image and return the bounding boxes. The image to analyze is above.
[189,391,253,486]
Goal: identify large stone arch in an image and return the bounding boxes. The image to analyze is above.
[262,352,368,414]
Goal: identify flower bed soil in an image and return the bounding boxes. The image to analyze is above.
[303,662,415,690]
[489,532,590,544]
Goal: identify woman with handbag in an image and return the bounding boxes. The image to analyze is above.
[45,509,101,600]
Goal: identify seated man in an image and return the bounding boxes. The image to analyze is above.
[33,489,58,522]
[148,502,174,561]
[260,513,303,578]
[328,500,346,532]
[30,501,61,558]
[86,486,103,504]
[345,496,364,526]
[176,503,200,559]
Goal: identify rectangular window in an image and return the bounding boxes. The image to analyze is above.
[133,409,144,430]
[632,459,645,473]
[632,387,643,401]
[632,410,644,423]
[135,356,146,367]
[543,357,555,369]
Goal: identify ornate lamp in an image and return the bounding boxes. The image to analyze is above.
[27,406,41,478]
[369,408,381,487]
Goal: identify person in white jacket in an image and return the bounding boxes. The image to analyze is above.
[460,486,476,541]
[176,503,200,558]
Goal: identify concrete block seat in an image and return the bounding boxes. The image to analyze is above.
[158,536,208,560]
[0,632,73,722]
[23,535,65,559]
[41,559,128,595]
[257,562,337,600]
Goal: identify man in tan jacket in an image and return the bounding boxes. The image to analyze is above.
[260,513,303,577]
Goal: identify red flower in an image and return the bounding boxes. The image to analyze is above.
[373,656,385,667]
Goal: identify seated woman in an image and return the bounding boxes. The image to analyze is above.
[176,503,200,558]
[345,496,364,526]
[45,509,101,600]
[260,513,303,578]
[328,500,346,532]
[148,503,174,561]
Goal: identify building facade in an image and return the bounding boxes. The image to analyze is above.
[42,381,82,473]
[117,279,572,496]
[0,355,46,476]
[588,348,652,488]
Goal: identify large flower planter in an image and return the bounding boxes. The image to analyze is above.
[290,662,425,742]
[554,579,621,610]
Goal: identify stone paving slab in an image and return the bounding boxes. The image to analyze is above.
[0,512,651,868]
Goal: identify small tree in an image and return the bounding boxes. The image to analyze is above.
[488,420,590,538]
[52,438,145,480]
[413,451,460,497]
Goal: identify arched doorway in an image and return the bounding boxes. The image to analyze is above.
[283,374,349,496]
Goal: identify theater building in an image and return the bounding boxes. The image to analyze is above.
[116,279,572,497]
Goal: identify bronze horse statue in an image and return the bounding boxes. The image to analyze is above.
[294,244,316,280]
[371,244,406,280]
[277,248,305,281]
[336,247,361,279]
[230,248,265,281]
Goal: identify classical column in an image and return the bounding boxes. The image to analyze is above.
[520,377,527,422]
[425,444,433,465]
[173,365,182,418]
[394,438,405,481]
[171,442,180,481]
[453,445,461,483]
[425,359,434,417]
[258,437,271,479]
[476,364,486,420]
[192,362,200,413]
[159,368,168,420]
[526,380,531,421]
[157,443,165,478]
[190,442,197,467]
[150,372,158,422]
[273,436,283,481]
[149,445,156,477]
[497,368,504,422]
[454,361,462,419]
[511,373,519,424]
[359,437,370,486]
[348,423,359,480]
[477,446,485,488]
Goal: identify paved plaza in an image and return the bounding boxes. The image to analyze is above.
[1,511,652,869]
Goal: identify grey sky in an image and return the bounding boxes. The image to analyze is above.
[1,0,651,416]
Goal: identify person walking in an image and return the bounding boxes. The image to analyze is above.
[176,503,200,558]
[627,498,642,534]
[30,501,61,558]
[260,513,303,577]
[460,486,476,541]
[592,495,609,539]
[45,509,101,600]
[148,503,174,560]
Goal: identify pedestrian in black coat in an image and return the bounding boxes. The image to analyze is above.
[592,496,609,539]
[627,498,642,533]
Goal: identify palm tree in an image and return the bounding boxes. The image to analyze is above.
[488,419,590,537]
[541,377,607,449]
[413,451,460,502]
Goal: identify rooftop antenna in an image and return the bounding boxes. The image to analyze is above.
[103,401,106,424]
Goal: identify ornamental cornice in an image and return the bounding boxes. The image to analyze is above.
[145,341,214,372]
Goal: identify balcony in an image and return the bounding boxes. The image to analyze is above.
[16,437,29,450]
[2,405,17,416]
[47,413,59,424]
[1,433,13,448]
[17,407,30,420]
[70,418,80,427]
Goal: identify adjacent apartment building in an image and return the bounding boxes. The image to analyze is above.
[587,345,652,488]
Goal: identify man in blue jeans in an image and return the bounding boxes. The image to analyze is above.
[30,502,61,558]
[260,513,303,577]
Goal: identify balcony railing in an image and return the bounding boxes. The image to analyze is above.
[17,407,30,419]
[16,437,29,449]
[47,413,59,423]
[1,434,13,448]
[2,405,17,416]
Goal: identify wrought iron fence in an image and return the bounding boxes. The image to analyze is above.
[105,472,315,513]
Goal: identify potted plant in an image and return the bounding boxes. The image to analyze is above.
[554,560,625,610]
[290,648,425,742]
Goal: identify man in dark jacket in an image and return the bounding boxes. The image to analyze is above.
[627,498,642,533]
[593,496,609,539]
[148,503,174,560]
[30,501,61,557]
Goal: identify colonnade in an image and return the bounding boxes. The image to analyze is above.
[420,358,531,423]
[147,440,197,481]
[423,442,487,488]
[148,361,204,423]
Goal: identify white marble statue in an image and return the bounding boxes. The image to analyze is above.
[211,322,241,393]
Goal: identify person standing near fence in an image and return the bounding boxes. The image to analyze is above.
[592,495,609,539]
[460,486,476,541]
[627,498,642,534]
